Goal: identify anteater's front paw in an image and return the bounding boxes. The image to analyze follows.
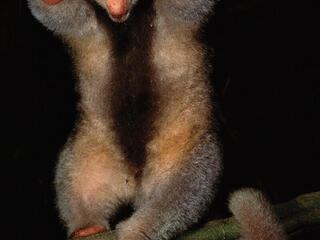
[28,0,95,36]
[41,0,63,5]
[71,225,107,239]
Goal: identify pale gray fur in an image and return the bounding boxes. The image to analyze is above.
[27,0,97,37]
[120,134,222,240]
[158,0,215,25]
[229,188,287,240]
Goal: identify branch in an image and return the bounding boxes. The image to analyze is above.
[75,191,320,240]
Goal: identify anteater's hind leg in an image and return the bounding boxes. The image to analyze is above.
[55,125,138,238]
[116,133,222,240]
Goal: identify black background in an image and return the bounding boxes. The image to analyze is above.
[1,0,319,239]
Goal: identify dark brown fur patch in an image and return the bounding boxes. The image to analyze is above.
[90,0,159,168]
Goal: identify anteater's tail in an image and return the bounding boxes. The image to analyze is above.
[228,188,287,240]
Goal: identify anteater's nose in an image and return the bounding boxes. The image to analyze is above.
[105,0,128,19]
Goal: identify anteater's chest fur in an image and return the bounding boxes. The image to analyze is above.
[91,0,159,168]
